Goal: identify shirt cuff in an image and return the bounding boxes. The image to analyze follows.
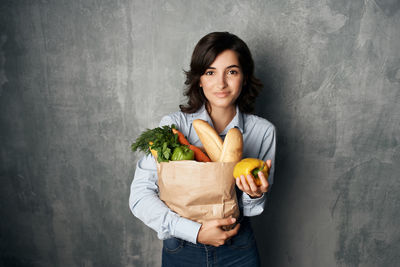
[243,192,264,201]
[242,193,266,216]
[173,217,202,244]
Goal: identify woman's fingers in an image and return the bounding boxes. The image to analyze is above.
[236,176,243,191]
[265,159,272,176]
[258,171,269,192]
[246,174,259,192]
[237,175,261,198]
[240,175,251,192]
[236,172,269,197]
[266,159,272,169]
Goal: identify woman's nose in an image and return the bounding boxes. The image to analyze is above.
[216,73,227,89]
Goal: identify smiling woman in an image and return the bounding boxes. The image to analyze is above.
[129,32,276,267]
[180,32,263,116]
[199,50,244,132]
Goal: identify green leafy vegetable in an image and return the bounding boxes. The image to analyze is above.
[131,124,180,162]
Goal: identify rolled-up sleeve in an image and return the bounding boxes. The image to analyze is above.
[241,193,267,216]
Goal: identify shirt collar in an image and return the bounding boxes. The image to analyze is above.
[189,104,244,135]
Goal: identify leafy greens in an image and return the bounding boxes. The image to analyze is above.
[131,124,180,162]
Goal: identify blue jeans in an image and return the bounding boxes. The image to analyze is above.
[162,218,260,267]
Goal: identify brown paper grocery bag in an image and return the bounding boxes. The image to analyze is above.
[157,161,240,224]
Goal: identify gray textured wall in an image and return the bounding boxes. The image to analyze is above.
[1,0,399,266]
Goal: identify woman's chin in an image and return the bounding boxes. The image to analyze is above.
[208,101,236,111]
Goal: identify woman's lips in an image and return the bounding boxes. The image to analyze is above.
[215,92,229,98]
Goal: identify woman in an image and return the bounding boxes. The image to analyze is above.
[129,32,276,266]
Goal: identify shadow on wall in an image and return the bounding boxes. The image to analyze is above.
[251,39,296,266]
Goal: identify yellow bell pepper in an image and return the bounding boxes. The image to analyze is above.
[233,158,268,186]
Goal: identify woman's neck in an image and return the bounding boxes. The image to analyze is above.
[207,104,236,134]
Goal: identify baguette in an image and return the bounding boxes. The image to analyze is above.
[219,128,243,162]
[192,119,223,162]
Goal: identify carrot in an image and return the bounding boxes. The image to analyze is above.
[188,144,211,162]
[172,128,211,162]
[172,128,190,146]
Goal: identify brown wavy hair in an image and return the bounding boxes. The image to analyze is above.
[179,32,263,114]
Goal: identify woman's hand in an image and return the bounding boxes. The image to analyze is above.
[236,159,271,198]
[197,217,240,247]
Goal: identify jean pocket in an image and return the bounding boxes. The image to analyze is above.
[228,228,256,250]
[163,237,185,253]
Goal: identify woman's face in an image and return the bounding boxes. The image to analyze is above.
[199,49,244,111]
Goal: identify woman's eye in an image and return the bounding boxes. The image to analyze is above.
[205,71,214,75]
[228,70,238,75]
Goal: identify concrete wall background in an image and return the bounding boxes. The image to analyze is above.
[1,0,399,266]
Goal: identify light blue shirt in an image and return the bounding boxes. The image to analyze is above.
[129,105,276,244]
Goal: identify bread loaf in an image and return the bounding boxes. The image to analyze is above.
[192,119,223,162]
[219,128,243,162]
